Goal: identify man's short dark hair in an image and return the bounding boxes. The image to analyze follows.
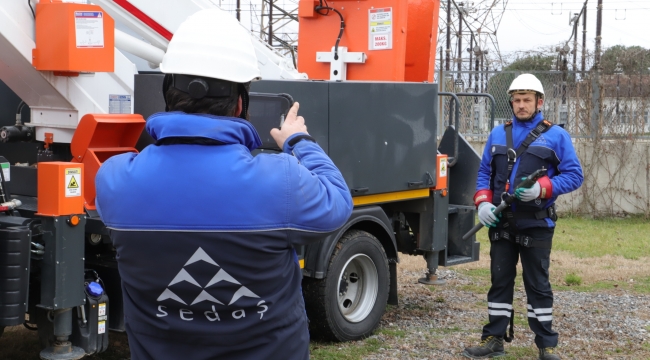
[165,85,239,117]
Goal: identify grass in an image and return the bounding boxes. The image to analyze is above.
[497,345,538,359]
[458,215,650,294]
[564,273,582,286]
[430,326,463,335]
[309,338,383,360]
[552,215,650,259]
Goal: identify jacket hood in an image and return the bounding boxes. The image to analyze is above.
[146,112,262,151]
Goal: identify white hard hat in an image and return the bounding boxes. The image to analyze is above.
[508,73,545,98]
[160,9,261,83]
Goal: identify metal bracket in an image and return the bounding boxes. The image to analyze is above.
[316,46,366,81]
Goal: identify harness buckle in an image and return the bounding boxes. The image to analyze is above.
[548,205,558,221]
[515,235,532,247]
[507,148,517,163]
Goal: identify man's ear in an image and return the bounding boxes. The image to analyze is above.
[235,96,243,117]
[537,98,544,110]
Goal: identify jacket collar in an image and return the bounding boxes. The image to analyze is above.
[146,112,262,151]
[513,111,545,130]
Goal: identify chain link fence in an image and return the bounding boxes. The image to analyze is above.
[438,70,650,139]
[438,70,650,217]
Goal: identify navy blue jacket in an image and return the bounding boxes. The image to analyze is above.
[96,112,353,360]
[475,112,583,229]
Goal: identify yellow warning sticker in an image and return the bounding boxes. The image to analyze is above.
[439,158,447,177]
[68,176,79,188]
[65,168,81,197]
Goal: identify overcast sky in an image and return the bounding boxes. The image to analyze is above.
[497,0,649,55]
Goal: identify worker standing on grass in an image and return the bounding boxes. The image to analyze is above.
[95,9,352,360]
[462,73,583,360]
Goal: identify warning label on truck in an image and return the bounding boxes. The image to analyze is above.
[439,157,447,177]
[368,8,392,50]
[109,94,132,114]
[75,11,104,48]
[65,168,81,197]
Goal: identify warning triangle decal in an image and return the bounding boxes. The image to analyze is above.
[68,176,79,188]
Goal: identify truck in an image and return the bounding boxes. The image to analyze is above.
[0,0,483,358]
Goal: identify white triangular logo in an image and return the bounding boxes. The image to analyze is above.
[228,286,259,305]
[206,269,240,287]
[168,268,201,287]
[191,290,224,305]
[158,247,263,307]
[184,247,219,267]
[157,288,187,305]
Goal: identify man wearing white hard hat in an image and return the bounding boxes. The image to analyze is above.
[462,74,583,360]
[96,9,352,360]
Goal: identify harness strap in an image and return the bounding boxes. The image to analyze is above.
[490,229,552,249]
[504,120,553,191]
[503,204,558,221]
[504,313,514,343]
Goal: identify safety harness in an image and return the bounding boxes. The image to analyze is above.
[497,119,557,249]
[498,119,554,343]
[504,119,552,192]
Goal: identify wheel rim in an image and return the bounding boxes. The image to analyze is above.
[337,254,379,323]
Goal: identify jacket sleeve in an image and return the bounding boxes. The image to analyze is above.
[476,131,494,193]
[550,129,584,196]
[95,153,137,226]
[283,133,353,244]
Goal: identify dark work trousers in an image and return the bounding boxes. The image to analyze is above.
[482,227,558,349]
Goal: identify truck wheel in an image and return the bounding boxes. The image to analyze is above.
[304,230,389,341]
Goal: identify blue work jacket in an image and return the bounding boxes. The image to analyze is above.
[95,112,353,360]
[476,111,583,229]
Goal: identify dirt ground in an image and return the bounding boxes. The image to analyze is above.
[359,254,650,359]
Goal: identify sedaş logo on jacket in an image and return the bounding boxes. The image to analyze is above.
[154,247,269,322]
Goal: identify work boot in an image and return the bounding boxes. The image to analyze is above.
[538,347,561,360]
[461,336,505,359]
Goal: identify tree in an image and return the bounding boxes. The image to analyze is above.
[503,55,555,71]
[600,45,650,75]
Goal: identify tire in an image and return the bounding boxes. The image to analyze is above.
[0,326,4,338]
[304,230,389,342]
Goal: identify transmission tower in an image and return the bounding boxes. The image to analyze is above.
[210,0,299,63]
[438,0,508,90]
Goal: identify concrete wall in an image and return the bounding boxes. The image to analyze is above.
[467,138,650,216]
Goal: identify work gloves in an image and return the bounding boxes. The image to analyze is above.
[478,202,499,227]
[515,179,541,202]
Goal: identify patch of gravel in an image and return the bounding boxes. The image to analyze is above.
[360,268,650,359]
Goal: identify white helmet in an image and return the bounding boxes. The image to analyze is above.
[160,9,261,83]
[507,73,544,98]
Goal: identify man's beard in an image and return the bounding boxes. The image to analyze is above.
[515,110,537,122]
